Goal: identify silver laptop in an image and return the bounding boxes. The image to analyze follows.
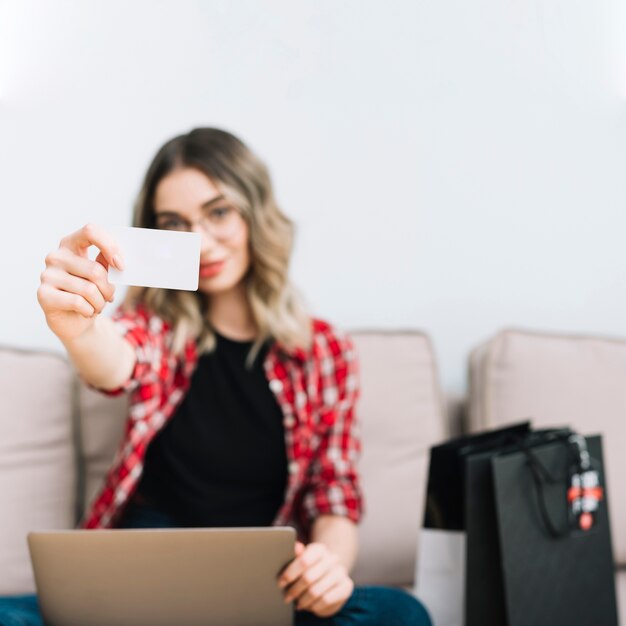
[28,527,295,626]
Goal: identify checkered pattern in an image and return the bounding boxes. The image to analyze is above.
[81,305,363,538]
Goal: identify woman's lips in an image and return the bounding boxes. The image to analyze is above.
[199,260,226,278]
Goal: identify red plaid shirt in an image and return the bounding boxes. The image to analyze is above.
[81,305,363,538]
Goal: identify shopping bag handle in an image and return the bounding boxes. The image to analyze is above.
[519,431,603,539]
[522,441,570,539]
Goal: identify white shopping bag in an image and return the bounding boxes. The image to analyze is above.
[414,528,465,626]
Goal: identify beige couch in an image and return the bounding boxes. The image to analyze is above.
[1,328,624,623]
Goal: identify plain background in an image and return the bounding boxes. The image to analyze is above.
[1,0,625,393]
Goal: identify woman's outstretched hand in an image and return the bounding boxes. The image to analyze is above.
[278,541,354,618]
[37,223,123,342]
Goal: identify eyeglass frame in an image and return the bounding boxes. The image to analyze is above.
[152,198,246,241]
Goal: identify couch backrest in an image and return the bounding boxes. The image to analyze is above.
[77,385,127,514]
[468,328,626,566]
[0,348,76,595]
[350,331,447,585]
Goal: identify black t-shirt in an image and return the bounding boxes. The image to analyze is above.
[137,331,288,527]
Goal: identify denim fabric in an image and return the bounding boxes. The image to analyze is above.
[0,501,431,626]
[294,585,431,626]
[0,595,42,626]
[117,498,181,528]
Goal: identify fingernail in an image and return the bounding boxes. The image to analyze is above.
[113,254,124,271]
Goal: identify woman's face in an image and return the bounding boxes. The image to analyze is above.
[153,167,251,296]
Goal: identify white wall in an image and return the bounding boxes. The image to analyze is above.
[1,0,624,393]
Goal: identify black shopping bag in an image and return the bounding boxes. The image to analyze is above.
[492,434,618,626]
[417,424,618,626]
[418,422,532,626]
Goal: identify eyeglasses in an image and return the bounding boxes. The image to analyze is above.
[154,205,243,240]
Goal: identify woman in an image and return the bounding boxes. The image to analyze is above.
[4,128,431,625]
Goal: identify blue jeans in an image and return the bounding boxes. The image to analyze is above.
[0,596,42,626]
[0,501,431,626]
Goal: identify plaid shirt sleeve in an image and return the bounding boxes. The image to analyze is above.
[300,328,363,527]
[84,305,165,397]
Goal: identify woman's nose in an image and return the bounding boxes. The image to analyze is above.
[192,223,219,252]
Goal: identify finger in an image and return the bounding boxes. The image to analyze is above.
[309,579,354,617]
[37,284,95,318]
[45,248,116,302]
[278,541,306,584]
[41,267,109,314]
[59,223,124,270]
[284,555,336,603]
[279,544,326,589]
[296,567,344,611]
[277,541,305,583]
[94,251,112,270]
[94,253,117,301]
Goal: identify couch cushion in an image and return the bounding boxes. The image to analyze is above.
[468,329,626,566]
[0,348,76,595]
[350,331,447,586]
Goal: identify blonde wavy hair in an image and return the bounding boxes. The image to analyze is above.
[123,128,312,367]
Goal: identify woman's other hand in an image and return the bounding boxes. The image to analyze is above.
[37,223,123,342]
[278,541,354,618]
